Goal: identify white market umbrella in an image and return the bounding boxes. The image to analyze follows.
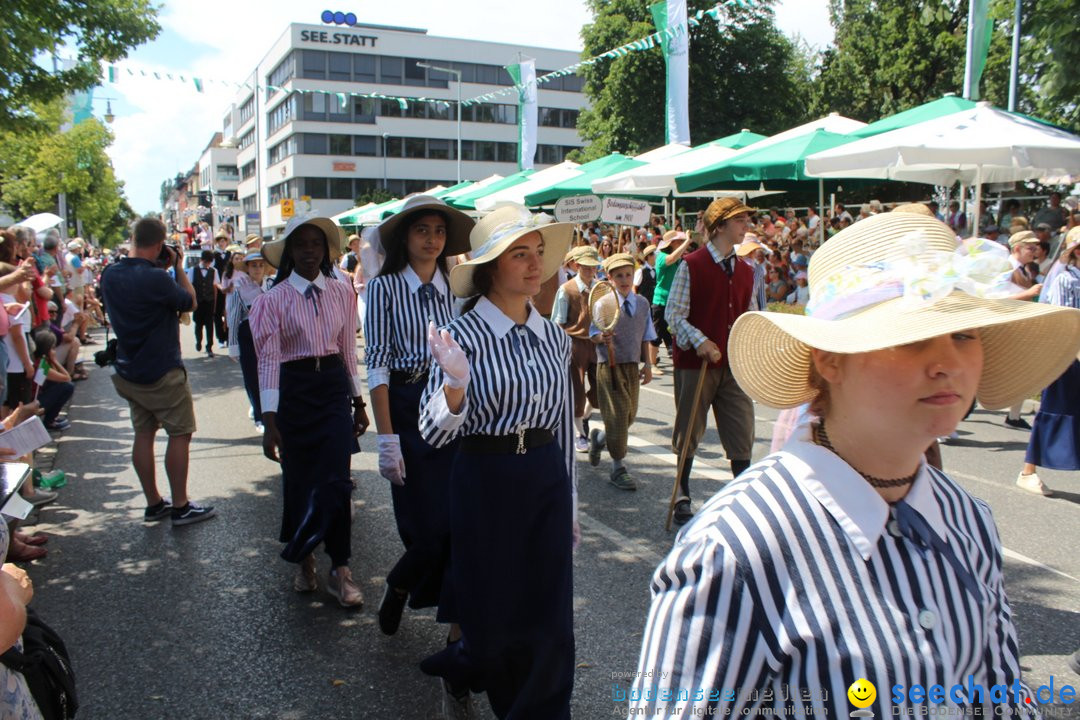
[805,102,1080,210]
[18,213,64,234]
[475,161,580,212]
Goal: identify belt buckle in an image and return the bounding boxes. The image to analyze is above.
[515,427,527,455]
[407,368,426,384]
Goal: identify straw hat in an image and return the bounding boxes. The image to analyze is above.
[261,215,345,269]
[242,252,264,264]
[449,204,573,298]
[376,195,474,257]
[728,212,1080,410]
[736,241,763,258]
[642,244,658,258]
[657,230,686,252]
[602,253,635,274]
[245,233,261,246]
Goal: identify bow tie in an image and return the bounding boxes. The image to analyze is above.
[303,283,322,315]
[891,499,980,602]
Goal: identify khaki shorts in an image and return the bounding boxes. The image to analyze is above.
[111,367,197,436]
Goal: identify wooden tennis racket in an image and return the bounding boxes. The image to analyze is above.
[588,281,621,374]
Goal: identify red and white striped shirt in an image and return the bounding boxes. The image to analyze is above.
[249,271,361,413]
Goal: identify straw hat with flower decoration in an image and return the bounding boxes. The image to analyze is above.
[728,211,1080,410]
[449,204,573,298]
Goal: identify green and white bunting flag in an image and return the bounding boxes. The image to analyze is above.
[505,59,538,170]
[650,0,691,145]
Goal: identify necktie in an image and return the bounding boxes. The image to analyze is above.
[891,500,980,602]
[303,283,322,316]
[418,283,436,319]
[722,256,734,277]
[623,298,633,317]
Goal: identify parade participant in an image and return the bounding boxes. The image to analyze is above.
[226,251,268,433]
[651,230,692,362]
[587,253,655,490]
[187,250,220,356]
[212,233,231,349]
[665,197,757,525]
[632,211,1077,718]
[552,245,601,452]
[418,203,577,719]
[1017,227,1080,496]
[633,244,660,373]
[363,195,473,636]
[250,215,369,608]
[1003,230,1043,429]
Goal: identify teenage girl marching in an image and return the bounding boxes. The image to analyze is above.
[363,196,474,635]
[250,216,370,608]
[226,251,268,432]
[419,203,578,719]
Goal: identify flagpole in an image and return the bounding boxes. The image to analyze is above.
[963,0,977,99]
[1008,0,1021,111]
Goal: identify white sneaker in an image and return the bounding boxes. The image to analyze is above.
[574,435,589,453]
[1016,472,1053,496]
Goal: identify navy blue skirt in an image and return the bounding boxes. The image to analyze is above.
[1026,359,1080,470]
[387,379,457,610]
[421,439,575,719]
[276,362,356,565]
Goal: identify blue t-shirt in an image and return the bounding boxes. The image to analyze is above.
[100,257,194,384]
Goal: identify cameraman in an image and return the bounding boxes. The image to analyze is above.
[99,217,216,526]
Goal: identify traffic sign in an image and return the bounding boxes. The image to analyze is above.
[280,198,295,219]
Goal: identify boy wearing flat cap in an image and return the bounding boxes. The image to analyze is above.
[665,197,757,525]
[553,245,602,451]
[588,253,656,490]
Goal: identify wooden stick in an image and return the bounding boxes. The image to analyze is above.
[666,357,710,531]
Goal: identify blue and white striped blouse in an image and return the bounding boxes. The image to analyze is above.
[419,295,577,515]
[365,265,455,389]
[631,422,1038,718]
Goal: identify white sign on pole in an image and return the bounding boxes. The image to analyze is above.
[554,194,602,224]
[601,197,652,226]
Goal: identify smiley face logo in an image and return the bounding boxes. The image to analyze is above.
[848,678,877,708]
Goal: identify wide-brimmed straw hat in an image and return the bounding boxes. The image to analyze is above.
[735,241,763,257]
[449,203,573,298]
[261,215,345,269]
[376,195,474,257]
[657,230,686,251]
[728,212,1080,410]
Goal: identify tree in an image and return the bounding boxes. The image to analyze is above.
[0,0,160,130]
[0,100,131,243]
[354,188,396,206]
[574,0,813,161]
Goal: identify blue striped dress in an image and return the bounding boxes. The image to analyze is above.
[631,423,1039,718]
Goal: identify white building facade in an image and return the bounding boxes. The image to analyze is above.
[196,133,239,235]
[223,21,588,235]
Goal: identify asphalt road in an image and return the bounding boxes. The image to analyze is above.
[21,329,1080,720]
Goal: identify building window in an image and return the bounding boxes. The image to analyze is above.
[304,178,328,199]
[302,50,327,79]
[328,135,351,155]
[238,95,255,126]
[216,164,239,182]
[240,161,256,180]
[302,92,326,121]
[354,136,377,156]
[379,56,403,84]
[267,52,296,95]
[404,137,426,158]
[328,52,351,82]
[354,55,376,83]
[330,178,353,199]
[354,97,376,123]
[268,136,297,165]
[239,128,256,150]
[385,137,403,157]
[329,93,351,122]
[404,58,426,87]
[303,134,328,155]
[267,94,297,135]
[540,107,579,128]
[241,195,257,213]
[428,138,451,160]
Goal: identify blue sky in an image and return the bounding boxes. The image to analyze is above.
[100,0,833,213]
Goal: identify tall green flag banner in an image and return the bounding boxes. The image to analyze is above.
[963,0,993,100]
[506,59,538,170]
[650,0,691,145]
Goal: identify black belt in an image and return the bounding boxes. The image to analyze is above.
[390,369,429,385]
[283,354,343,372]
[460,428,554,455]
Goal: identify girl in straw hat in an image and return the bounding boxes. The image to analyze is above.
[418,203,577,719]
[225,251,268,432]
[362,196,474,644]
[631,211,1080,718]
[1017,226,1080,495]
[249,216,370,608]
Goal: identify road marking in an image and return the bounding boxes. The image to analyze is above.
[1002,548,1080,584]
[578,514,664,566]
[626,435,734,483]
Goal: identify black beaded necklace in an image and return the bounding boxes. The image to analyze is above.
[812,420,919,489]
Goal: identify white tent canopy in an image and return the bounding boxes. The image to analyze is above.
[593,113,867,196]
[475,161,580,212]
[17,212,64,234]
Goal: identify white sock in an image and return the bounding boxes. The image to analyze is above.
[576,417,586,436]
[613,458,624,470]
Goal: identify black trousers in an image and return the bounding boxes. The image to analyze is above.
[651,304,672,351]
[213,290,227,344]
[192,304,214,350]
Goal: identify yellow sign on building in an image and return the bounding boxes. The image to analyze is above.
[280,198,295,219]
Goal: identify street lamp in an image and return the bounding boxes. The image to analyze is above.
[416,62,462,183]
[382,132,390,192]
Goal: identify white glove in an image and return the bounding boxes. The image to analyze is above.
[377,434,406,486]
[427,321,470,389]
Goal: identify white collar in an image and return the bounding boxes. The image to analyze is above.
[706,241,736,264]
[474,295,547,339]
[402,264,448,297]
[575,275,595,292]
[286,271,327,295]
[780,422,945,561]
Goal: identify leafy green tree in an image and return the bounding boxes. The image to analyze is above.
[0,100,130,242]
[354,187,396,206]
[575,0,813,161]
[1,0,160,130]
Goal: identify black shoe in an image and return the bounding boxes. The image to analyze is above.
[378,584,407,636]
[672,498,693,526]
[144,499,172,522]
[171,501,216,526]
[1004,416,1032,430]
[195,343,201,352]
[588,428,604,467]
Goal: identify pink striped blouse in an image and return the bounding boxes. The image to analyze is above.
[249,271,362,413]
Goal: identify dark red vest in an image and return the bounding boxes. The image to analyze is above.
[671,246,753,370]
